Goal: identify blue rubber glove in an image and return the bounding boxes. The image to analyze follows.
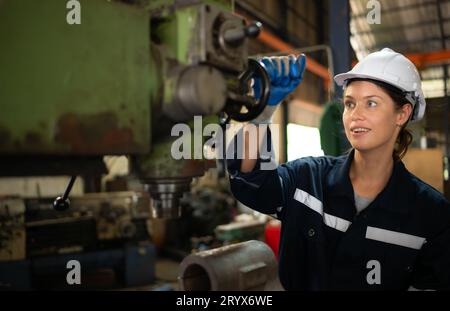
[251,54,306,124]
[253,54,307,106]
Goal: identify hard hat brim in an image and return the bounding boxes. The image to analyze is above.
[334,72,408,92]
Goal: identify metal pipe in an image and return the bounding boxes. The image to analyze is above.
[178,240,280,291]
[233,12,332,89]
[405,50,450,69]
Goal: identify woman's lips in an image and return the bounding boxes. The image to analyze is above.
[350,127,371,137]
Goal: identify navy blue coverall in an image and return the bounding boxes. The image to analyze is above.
[227,130,450,290]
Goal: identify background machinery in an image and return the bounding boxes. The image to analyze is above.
[0,0,270,290]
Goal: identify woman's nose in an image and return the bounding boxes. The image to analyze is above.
[351,103,364,120]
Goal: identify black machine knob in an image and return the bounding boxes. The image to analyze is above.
[222,21,262,46]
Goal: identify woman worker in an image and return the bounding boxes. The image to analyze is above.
[227,48,450,290]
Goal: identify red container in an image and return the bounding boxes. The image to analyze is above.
[264,220,281,260]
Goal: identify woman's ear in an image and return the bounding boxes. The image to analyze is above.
[397,103,413,127]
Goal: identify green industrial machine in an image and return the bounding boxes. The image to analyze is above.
[0,0,270,218]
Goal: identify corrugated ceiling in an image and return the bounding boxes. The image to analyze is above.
[350,0,450,98]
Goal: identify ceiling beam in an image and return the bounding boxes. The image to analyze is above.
[351,0,447,19]
[351,50,450,69]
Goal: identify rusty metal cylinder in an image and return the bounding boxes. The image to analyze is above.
[178,240,279,291]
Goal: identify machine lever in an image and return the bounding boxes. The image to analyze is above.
[223,21,262,46]
[53,175,77,211]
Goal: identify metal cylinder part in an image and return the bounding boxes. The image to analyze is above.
[145,179,191,219]
[162,65,227,122]
[178,240,280,291]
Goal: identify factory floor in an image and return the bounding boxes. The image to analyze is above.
[120,258,181,291]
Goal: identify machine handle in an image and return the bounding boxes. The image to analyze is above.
[223,21,262,46]
[53,175,76,211]
[224,58,270,122]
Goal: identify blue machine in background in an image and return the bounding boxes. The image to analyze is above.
[0,193,156,290]
[0,244,156,290]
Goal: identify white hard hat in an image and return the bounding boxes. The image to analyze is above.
[334,48,426,122]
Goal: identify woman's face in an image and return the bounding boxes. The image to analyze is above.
[342,80,411,153]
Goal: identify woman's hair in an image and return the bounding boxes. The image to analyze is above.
[345,78,413,161]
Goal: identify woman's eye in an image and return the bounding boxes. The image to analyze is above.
[344,101,354,108]
[368,100,377,107]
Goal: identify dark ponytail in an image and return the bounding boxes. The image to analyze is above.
[395,126,413,160]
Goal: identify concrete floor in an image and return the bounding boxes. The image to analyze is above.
[120,258,180,291]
